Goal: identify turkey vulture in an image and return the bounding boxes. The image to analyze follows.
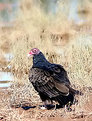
[28,48,79,109]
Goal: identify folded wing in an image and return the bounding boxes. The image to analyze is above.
[29,67,71,98]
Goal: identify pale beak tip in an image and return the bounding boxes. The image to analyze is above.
[27,54,30,57]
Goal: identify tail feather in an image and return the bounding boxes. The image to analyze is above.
[66,85,82,95]
[69,87,83,95]
[56,93,74,106]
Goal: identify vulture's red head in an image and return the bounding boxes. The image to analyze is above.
[28,48,40,57]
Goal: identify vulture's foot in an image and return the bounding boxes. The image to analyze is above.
[64,102,72,112]
[39,104,55,110]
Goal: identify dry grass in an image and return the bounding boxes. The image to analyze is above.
[0,0,92,120]
[0,86,91,121]
[6,0,75,82]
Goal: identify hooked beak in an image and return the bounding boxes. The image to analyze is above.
[28,51,33,58]
[28,54,30,57]
[27,54,33,58]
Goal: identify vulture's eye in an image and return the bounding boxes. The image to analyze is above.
[32,49,38,54]
[33,50,37,53]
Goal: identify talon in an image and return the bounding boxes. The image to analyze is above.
[64,102,72,112]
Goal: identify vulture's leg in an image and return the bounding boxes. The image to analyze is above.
[44,101,55,110]
[40,100,48,110]
[39,101,48,110]
[64,102,72,112]
[40,101,55,110]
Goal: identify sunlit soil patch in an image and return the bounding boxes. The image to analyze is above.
[0,84,91,121]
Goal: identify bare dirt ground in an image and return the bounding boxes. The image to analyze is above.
[0,87,92,121]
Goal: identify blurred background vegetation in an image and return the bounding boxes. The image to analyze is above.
[0,2,92,120]
[0,0,92,24]
[0,0,92,87]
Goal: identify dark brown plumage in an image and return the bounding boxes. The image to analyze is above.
[28,48,79,109]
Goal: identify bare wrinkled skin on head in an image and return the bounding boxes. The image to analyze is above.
[28,48,40,56]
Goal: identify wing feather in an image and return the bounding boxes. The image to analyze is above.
[29,67,70,98]
[54,81,69,94]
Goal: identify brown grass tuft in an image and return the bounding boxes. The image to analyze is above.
[0,1,92,120]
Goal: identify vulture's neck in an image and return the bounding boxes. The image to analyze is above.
[33,52,50,68]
